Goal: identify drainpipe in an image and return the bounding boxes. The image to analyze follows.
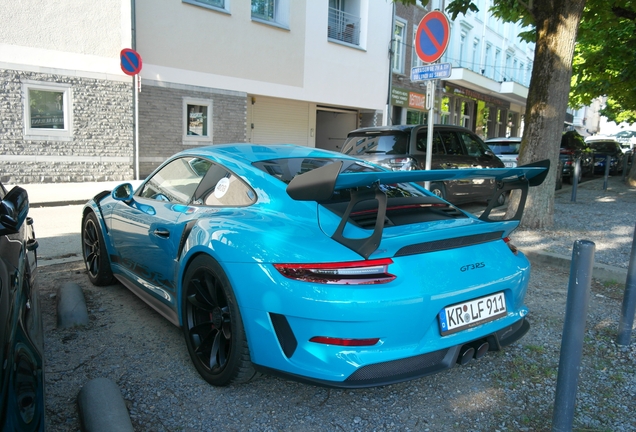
[384,3,396,126]
[131,0,140,180]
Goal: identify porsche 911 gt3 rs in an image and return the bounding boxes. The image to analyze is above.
[81,144,547,388]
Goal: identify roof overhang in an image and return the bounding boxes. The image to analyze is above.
[445,67,529,106]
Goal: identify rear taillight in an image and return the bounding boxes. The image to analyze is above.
[503,237,518,254]
[273,258,396,284]
[309,336,380,346]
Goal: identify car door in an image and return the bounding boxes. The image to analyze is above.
[437,130,494,201]
[110,157,212,303]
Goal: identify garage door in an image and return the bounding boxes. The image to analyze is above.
[249,97,310,146]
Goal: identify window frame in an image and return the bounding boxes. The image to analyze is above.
[22,80,73,141]
[251,0,289,29]
[183,98,213,145]
[392,18,406,74]
[182,0,230,14]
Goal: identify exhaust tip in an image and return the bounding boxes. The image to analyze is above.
[474,342,490,359]
[457,346,475,365]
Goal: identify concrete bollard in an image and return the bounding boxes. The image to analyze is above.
[552,240,595,432]
[78,377,134,432]
[56,282,89,328]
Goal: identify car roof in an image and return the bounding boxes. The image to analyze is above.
[173,143,359,165]
[485,137,521,143]
[347,124,473,135]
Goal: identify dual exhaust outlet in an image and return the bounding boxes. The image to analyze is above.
[457,340,490,365]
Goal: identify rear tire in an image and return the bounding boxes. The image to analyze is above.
[429,183,446,201]
[181,255,258,386]
[81,212,116,286]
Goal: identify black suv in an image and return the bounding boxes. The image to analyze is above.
[340,124,506,205]
[560,131,595,183]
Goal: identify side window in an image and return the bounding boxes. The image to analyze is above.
[139,157,211,204]
[439,131,465,156]
[416,131,446,154]
[460,132,486,157]
[192,164,256,207]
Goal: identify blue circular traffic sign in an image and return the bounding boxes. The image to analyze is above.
[415,11,451,64]
[120,48,143,76]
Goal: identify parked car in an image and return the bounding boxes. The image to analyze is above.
[0,182,42,431]
[340,124,507,206]
[486,137,563,190]
[587,139,625,175]
[613,130,636,152]
[81,144,548,388]
[560,130,595,184]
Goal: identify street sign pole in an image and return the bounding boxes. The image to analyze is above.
[424,81,435,190]
[414,11,451,191]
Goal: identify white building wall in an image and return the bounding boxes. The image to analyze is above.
[0,0,131,80]
[136,0,392,111]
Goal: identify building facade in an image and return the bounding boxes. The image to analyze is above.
[134,0,394,176]
[390,0,535,139]
[0,0,134,184]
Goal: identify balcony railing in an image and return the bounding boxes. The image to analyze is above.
[328,7,360,46]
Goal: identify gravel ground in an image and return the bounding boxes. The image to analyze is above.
[41,176,636,432]
[510,175,636,270]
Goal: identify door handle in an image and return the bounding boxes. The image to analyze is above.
[153,229,170,238]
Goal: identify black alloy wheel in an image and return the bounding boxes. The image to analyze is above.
[82,212,115,286]
[181,255,257,386]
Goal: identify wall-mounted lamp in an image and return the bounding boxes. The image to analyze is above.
[251,97,255,105]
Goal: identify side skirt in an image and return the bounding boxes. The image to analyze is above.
[114,274,180,327]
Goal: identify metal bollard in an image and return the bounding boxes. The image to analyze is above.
[570,158,581,202]
[552,240,595,432]
[622,153,628,182]
[603,153,610,190]
[617,223,636,345]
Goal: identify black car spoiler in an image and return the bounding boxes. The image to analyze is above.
[286,159,549,258]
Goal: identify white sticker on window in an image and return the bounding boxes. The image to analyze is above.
[214,177,230,199]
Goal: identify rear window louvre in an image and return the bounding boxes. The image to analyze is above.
[394,231,504,257]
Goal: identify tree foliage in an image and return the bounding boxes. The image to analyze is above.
[570,0,636,124]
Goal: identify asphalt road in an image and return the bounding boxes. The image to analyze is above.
[29,204,85,267]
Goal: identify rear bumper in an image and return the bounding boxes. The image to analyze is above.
[255,317,529,389]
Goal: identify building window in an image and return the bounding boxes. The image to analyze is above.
[459,31,467,67]
[22,81,72,140]
[183,0,228,13]
[412,26,423,68]
[328,0,361,46]
[183,99,212,144]
[484,43,492,77]
[251,0,289,27]
[471,38,479,73]
[392,19,406,73]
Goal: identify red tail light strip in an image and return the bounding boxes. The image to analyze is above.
[273,258,395,285]
[309,336,380,346]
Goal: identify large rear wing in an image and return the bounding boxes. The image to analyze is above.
[286,159,549,258]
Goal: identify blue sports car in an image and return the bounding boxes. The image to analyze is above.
[81,144,548,388]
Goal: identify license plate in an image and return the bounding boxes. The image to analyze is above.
[504,162,515,167]
[438,292,507,335]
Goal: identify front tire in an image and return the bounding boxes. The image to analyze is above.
[82,212,115,286]
[181,255,257,386]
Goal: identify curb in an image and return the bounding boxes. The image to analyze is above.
[524,250,628,284]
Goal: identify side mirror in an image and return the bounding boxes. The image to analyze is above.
[112,183,134,201]
[0,186,29,235]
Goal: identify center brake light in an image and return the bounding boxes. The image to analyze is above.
[273,258,395,285]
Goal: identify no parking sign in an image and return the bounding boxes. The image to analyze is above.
[415,11,451,63]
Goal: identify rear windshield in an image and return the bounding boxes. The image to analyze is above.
[341,133,409,155]
[487,141,520,155]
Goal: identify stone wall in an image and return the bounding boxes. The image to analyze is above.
[138,81,247,177]
[0,69,134,184]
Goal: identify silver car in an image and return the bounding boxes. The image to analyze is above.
[485,137,521,168]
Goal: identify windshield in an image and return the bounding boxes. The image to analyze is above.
[487,141,520,155]
[588,142,617,153]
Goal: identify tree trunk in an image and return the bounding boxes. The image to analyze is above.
[627,157,636,186]
[506,0,586,229]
